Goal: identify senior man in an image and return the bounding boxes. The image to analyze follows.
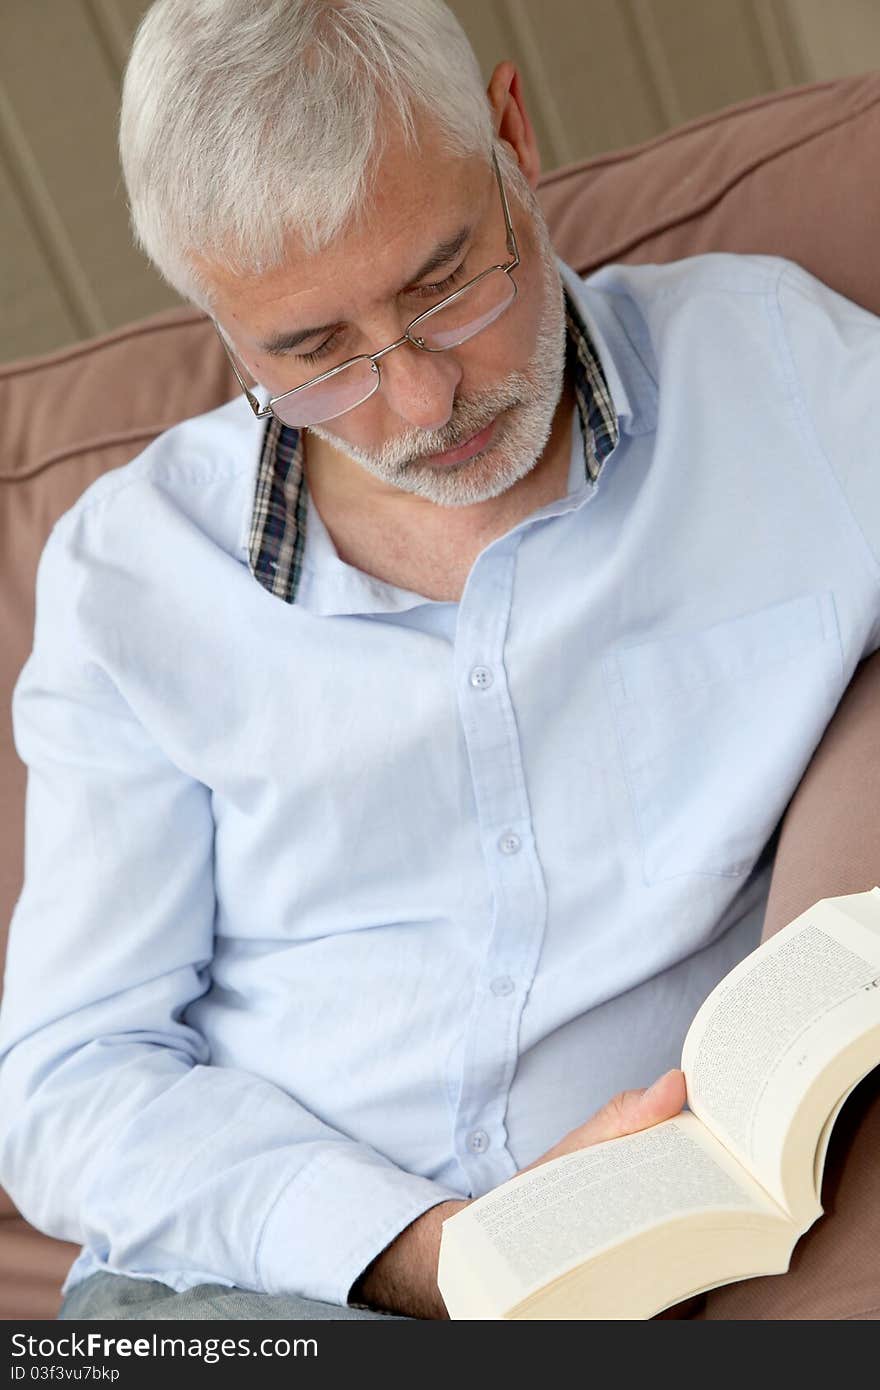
[1,0,879,1323]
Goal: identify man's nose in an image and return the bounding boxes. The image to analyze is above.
[377,340,461,432]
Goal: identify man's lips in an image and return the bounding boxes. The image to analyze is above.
[422,417,498,467]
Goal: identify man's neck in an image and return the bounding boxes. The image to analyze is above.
[303,372,577,602]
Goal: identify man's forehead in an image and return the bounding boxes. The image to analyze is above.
[201,133,489,336]
[252,224,475,356]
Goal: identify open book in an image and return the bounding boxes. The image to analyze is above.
[437,887,880,1319]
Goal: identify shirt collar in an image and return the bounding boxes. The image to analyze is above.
[246,276,621,606]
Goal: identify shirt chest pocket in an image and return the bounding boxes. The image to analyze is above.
[602,591,844,885]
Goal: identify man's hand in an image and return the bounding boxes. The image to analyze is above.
[349,1068,687,1319]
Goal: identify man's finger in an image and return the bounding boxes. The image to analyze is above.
[519,1068,688,1175]
[589,1068,687,1145]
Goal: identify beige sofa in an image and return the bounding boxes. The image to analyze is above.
[2,72,879,1320]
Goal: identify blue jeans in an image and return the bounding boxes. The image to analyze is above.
[57,1272,415,1321]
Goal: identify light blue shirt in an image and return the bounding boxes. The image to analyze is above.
[1,254,878,1309]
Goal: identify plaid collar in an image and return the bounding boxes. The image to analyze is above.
[247,290,619,605]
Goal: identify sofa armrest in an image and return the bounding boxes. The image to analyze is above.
[762,649,880,941]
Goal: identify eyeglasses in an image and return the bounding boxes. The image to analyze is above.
[214,149,520,428]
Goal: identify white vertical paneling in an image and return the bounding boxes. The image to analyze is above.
[445,0,564,173]
[485,0,668,160]
[106,0,153,38]
[500,0,581,166]
[746,0,809,90]
[81,0,138,76]
[627,0,781,124]
[0,82,107,340]
[782,0,880,80]
[0,0,179,364]
[624,0,688,127]
[0,149,80,360]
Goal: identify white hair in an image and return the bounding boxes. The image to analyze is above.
[119,0,496,309]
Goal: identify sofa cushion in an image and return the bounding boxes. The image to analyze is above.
[542,73,880,312]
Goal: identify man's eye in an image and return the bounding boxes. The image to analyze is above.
[297,331,344,366]
[411,263,467,299]
[294,264,468,365]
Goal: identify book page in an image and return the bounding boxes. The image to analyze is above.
[813,1081,859,1197]
[681,891,880,1210]
[439,1113,783,1309]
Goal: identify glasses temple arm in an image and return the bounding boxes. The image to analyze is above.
[213,320,272,418]
[492,148,521,268]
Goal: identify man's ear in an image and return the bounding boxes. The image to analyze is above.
[485,60,541,189]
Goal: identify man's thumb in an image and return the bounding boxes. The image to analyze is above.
[519,1068,689,1176]
[595,1068,687,1143]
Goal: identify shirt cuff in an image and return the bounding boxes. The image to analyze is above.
[255,1144,464,1308]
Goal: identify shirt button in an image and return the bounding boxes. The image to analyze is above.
[469,665,494,690]
[490,975,515,997]
[467,1130,490,1154]
[498,831,521,855]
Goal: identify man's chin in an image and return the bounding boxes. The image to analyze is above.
[313,396,551,507]
[394,445,541,508]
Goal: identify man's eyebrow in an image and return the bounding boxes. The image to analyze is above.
[406,226,471,289]
[258,226,472,356]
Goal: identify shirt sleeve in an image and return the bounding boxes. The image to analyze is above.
[0,519,461,1309]
[774,261,880,655]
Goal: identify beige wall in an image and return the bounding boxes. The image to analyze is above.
[2,0,880,362]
